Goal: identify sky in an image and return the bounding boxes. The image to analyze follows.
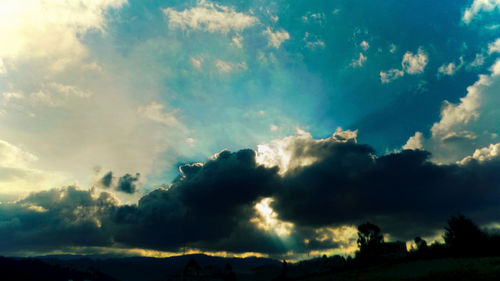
[0,0,499,260]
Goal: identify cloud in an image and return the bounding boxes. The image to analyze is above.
[137,102,181,127]
[110,149,284,253]
[0,139,38,168]
[301,12,326,25]
[2,128,500,256]
[1,83,91,108]
[463,0,500,24]
[460,142,500,164]
[468,53,485,69]
[0,187,118,253]
[403,132,424,150]
[380,47,427,83]
[405,59,500,163]
[305,40,326,50]
[488,38,500,54]
[190,57,203,70]
[0,0,195,199]
[380,69,404,83]
[304,32,325,50]
[95,171,141,194]
[116,173,140,194]
[232,34,243,48]
[0,139,65,198]
[360,41,370,51]
[185,138,195,147]
[3,130,500,256]
[351,53,367,68]
[402,48,428,74]
[31,83,91,107]
[389,44,397,53]
[271,142,500,242]
[214,59,247,73]
[100,171,113,188]
[437,57,464,77]
[256,127,358,174]
[0,0,126,73]
[163,1,258,33]
[0,59,5,75]
[263,27,290,49]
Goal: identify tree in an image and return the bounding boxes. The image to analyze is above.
[414,236,428,252]
[443,214,486,255]
[184,258,201,277]
[356,222,384,258]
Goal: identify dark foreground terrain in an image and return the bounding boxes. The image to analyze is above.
[2,254,500,281]
[0,256,117,281]
[298,257,500,281]
[40,254,282,281]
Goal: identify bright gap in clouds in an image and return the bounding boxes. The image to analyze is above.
[251,197,294,238]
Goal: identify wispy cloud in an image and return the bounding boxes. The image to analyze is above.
[263,27,290,48]
[463,0,500,24]
[163,1,258,33]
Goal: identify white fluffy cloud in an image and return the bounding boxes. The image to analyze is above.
[380,68,404,83]
[256,127,358,174]
[488,38,500,54]
[380,47,428,83]
[463,0,500,24]
[163,1,258,33]
[404,59,500,163]
[403,132,424,150]
[263,27,290,49]
[438,57,464,77]
[460,142,500,164]
[402,48,428,74]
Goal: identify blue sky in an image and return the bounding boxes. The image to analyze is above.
[0,0,500,258]
[80,0,499,187]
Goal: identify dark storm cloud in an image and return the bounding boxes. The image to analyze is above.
[0,187,117,253]
[110,149,283,253]
[100,171,113,188]
[272,143,500,240]
[96,171,140,194]
[1,139,500,255]
[116,173,140,194]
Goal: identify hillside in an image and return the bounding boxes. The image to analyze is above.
[39,254,282,281]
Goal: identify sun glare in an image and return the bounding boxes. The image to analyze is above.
[250,197,294,237]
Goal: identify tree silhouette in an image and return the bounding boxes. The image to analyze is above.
[223,263,236,281]
[414,236,428,252]
[183,258,201,277]
[356,222,384,259]
[443,214,486,255]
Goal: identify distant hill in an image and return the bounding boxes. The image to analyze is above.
[0,256,117,281]
[38,254,282,281]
